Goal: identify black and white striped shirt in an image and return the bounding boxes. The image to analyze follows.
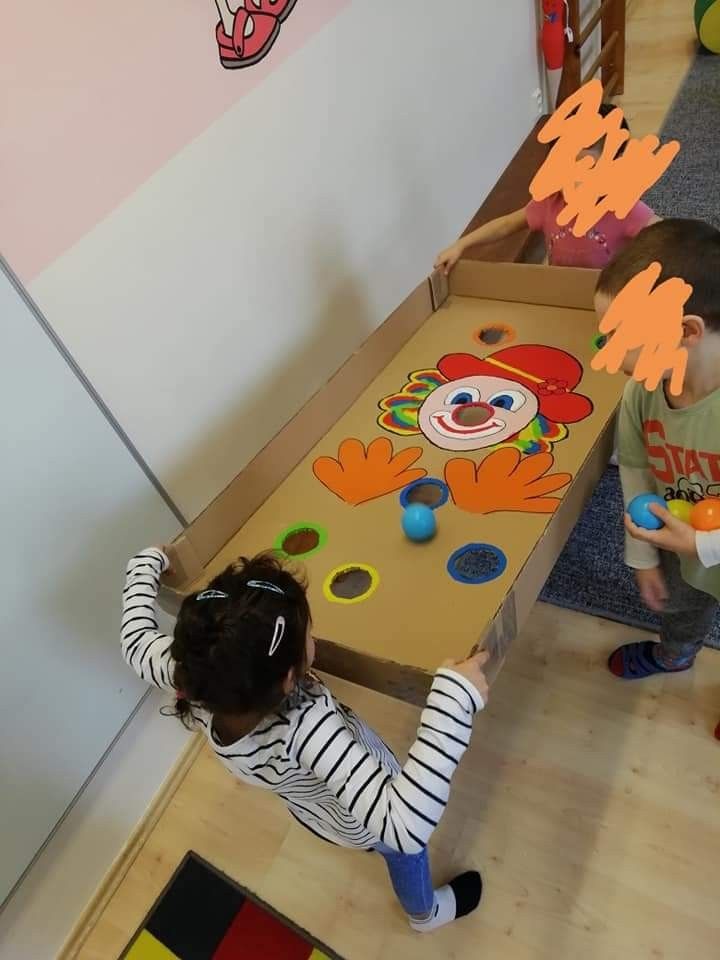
[121,549,484,853]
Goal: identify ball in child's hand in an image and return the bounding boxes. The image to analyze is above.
[628,493,668,530]
[690,498,720,532]
[666,499,693,523]
[402,503,437,542]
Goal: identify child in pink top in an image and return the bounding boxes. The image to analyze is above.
[435,103,660,274]
[524,193,656,268]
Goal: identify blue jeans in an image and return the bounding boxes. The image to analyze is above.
[375,843,435,917]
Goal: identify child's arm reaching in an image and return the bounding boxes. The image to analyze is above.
[434,208,528,276]
[295,652,488,855]
[121,548,176,693]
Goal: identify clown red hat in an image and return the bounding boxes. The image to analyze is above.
[437,345,593,424]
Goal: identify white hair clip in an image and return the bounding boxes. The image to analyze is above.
[268,615,286,656]
[196,590,229,601]
[247,580,285,595]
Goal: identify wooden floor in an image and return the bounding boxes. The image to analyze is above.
[614,0,697,138]
[74,609,720,960]
[72,4,718,959]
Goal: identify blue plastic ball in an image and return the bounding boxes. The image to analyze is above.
[628,493,668,530]
[402,503,437,542]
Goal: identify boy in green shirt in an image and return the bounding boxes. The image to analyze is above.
[594,219,720,694]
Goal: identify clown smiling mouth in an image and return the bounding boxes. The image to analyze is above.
[430,412,505,438]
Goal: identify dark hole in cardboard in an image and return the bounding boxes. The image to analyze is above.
[406,482,445,507]
[478,326,506,345]
[330,567,372,600]
[453,547,502,581]
[282,528,320,556]
[454,405,490,427]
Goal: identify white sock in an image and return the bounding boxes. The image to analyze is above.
[409,885,455,932]
[408,871,482,933]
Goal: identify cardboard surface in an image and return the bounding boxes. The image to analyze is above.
[178,263,621,700]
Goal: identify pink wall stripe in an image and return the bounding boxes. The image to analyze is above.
[0,1,350,282]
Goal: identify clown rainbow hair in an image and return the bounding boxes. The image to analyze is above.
[377,369,446,435]
[377,368,568,453]
[498,414,567,455]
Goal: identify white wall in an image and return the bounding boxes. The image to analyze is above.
[0,258,183,911]
[30,0,543,521]
[0,6,542,950]
[0,693,189,960]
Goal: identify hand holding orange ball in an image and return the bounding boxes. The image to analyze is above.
[625,495,720,557]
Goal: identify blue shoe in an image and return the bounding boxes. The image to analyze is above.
[607,641,693,680]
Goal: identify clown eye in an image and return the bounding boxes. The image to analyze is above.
[445,386,480,406]
[488,390,526,412]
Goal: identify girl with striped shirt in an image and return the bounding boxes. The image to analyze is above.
[121,547,488,932]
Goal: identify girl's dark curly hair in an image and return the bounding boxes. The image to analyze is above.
[169,552,311,728]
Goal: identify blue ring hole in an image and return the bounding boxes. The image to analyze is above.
[399,478,449,511]
[447,543,508,585]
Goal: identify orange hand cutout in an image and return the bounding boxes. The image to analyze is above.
[445,448,572,515]
[313,438,426,506]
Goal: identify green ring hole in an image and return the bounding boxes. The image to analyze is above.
[275,522,328,559]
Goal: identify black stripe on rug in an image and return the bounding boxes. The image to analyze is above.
[120,851,345,960]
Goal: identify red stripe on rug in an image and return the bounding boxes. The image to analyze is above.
[212,899,314,960]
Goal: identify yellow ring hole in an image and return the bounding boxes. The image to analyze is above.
[322,564,380,605]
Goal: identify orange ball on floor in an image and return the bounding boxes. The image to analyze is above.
[690,498,720,531]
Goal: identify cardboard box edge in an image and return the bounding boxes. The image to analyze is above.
[450,260,599,311]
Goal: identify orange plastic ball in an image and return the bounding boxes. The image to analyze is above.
[690,498,720,532]
[667,499,693,523]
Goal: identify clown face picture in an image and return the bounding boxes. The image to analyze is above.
[418,373,539,451]
[214,0,298,69]
[379,345,593,455]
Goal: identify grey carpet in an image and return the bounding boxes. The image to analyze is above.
[643,47,720,226]
[539,48,720,649]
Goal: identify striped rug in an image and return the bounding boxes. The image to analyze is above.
[121,852,342,960]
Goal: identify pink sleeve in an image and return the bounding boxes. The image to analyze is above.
[525,198,546,233]
[621,201,656,238]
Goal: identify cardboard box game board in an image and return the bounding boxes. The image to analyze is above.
[161,261,620,705]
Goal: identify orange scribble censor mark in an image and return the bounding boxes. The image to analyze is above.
[591,263,692,396]
[530,79,680,236]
